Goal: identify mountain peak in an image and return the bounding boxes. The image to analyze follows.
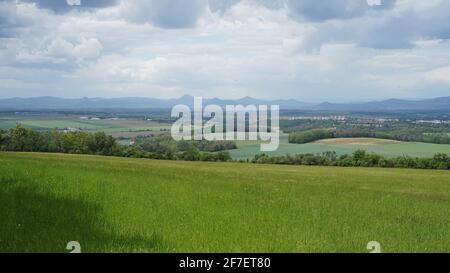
[240,96,255,100]
[179,94,193,99]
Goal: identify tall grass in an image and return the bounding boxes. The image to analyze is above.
[0,152,449,252]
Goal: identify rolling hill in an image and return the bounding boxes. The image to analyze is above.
[1,95,449,111]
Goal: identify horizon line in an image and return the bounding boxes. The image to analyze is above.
[0,95,448,105]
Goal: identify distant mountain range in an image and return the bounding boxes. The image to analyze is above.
[313,97,450,111]
[0,95,449,112]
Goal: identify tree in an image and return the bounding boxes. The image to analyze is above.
[180,145,200,161]
[432,153,450,169]
[289,129,334,144]
[122,146,146,158]
[216,151,231,162]
[6,125,47,152]
[0,129,11,151]
[352,149,366,165]
[87,132,117,155]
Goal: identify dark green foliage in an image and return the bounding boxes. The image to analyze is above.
[288,129,334,144]
[0,125,231,163]
[132,134,235,161]
[288,128,450,144]
[194,140,237,152]
[4,126,48,152]
[250,149,450,170]
[0,125,118,155]
[179,145,201,161]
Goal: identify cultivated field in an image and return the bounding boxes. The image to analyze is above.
[1,152,449,253]
[0,115,171,138]
[230,136,450,159]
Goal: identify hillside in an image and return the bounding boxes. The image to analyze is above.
[1,152,449,253]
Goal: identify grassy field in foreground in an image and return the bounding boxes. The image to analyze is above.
[230,136,450,159]
[0,152,449,253]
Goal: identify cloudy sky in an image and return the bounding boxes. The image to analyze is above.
[1,0,450,102]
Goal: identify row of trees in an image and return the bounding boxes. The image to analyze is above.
[2,126,449,169]
[289,128,450,144]
[333,128,450,144]
[132,134,234,161]
[0,126,119,155]
[194,140,237,152]
[0,126,231,162]
[288,129,334,144]
[121,144,231,162]
[250,150,450,170]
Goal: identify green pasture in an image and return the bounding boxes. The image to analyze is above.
[1,152,449,252]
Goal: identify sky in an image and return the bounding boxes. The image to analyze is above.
[0,0,450,102]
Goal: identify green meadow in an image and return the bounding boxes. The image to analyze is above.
[1,152,449,253]
[231,135,450,160]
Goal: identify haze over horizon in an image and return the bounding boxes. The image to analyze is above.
[1,0,450,101]
[0,94,449,104]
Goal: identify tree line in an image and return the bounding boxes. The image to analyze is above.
[289,128,450,144]
[1,126,449,169]
[249,150,450,170]
[125,134,233,161]
[0,126,231,162]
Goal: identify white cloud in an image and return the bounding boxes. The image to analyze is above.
[71,38,103,59]
[426,66,450,84]
[0,0,450,100]
[15,37,103,65]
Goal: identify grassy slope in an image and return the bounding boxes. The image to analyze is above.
[0,152,449,253]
